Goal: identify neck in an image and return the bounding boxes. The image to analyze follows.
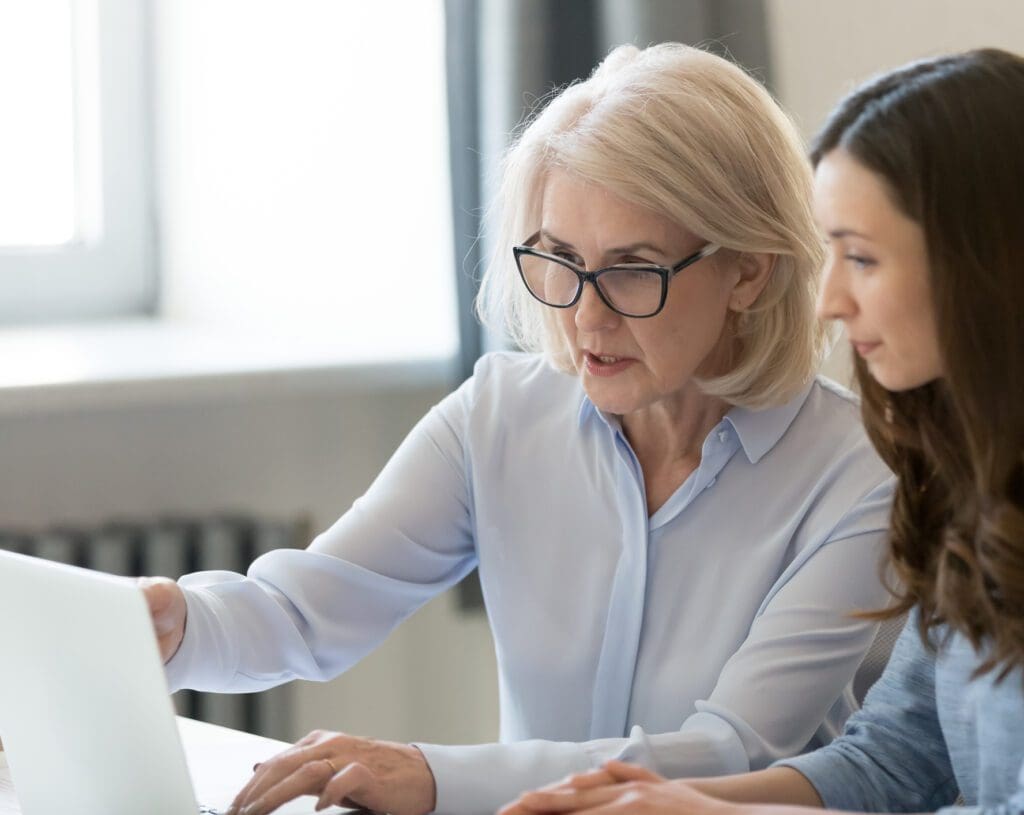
[620,387,731,475]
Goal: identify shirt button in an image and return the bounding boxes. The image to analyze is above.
[707,477,717,489]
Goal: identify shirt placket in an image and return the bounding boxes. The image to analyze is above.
[588,428,650,738]
[588,421,741,738]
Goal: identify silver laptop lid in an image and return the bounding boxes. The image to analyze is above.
[0,549,199,815]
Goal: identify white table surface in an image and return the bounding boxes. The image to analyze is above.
[0,717,346,814]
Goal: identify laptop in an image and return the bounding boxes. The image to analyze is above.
[0,548,340,815]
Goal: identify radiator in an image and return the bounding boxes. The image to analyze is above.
[0,515,308,741]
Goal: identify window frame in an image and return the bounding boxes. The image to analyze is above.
[0,0,157,325]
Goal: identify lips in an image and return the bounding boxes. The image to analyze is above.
[582,351,635,376]
[851,340,881,357]
[583,350,630,363]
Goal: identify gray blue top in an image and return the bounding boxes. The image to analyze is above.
[165,352,892,815]
[779,608,1024,815]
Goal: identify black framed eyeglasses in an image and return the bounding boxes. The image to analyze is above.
[512,232,721,318]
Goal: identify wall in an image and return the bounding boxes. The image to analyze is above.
[768,0,1024,142]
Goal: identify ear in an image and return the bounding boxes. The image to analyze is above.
[727,252,775,312]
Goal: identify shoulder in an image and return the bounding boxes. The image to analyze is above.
[765,375,893,511]
[805,374,863,424]
[787,375,877,459]
[466,351,580,410]
[749,378,894,587]
[470,350,565,382]
[429,352,584,446]
[734,375,876,477]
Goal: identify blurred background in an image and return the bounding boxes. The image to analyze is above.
[1,0,1022,746]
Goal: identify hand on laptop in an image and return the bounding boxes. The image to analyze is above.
[225,729,436,815]
[138,577,187,663]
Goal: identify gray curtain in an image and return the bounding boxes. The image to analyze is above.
[443,0,772,610]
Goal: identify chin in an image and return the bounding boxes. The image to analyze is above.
[868,361,940,393]
[581,382,641,416]
[586,394,634,416]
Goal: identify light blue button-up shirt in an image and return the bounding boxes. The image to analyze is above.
[779,608,1024,815]
[166,352,893,815]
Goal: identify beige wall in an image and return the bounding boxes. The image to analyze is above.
[768,0,1024,141]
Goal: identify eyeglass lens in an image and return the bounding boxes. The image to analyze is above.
[518,254,663,317]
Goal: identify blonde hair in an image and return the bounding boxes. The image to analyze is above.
[476,42,827,409]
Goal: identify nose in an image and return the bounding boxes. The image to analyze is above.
[574,280,620,332]
[816,256,857,323]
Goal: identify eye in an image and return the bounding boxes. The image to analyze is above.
[844,253,877,271]
[544,246,580,264]
[608,268,655,282]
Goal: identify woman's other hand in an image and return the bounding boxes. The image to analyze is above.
[225,729,436,815]
[501,760,731,815]
[138,576,187,663]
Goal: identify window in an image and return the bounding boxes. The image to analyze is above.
[1,2,457,366]
[155,2,457,361]
[0,0,157,325]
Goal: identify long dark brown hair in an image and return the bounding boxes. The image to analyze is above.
[812,49,1024,678]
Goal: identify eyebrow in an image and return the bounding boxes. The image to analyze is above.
[827,228,874,241]
[539,229,669,257]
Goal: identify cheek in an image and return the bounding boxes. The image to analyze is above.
[556,308,572,337]
[885,275,938,347]
[555,308,583,362]
[640,296,731,369]
[857,275,914,339]
[868,278,943,384]
[901,302,943,374]
[661,273,732,330]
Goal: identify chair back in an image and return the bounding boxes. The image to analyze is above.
[853,613,907,704]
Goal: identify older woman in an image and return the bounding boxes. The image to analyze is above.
[143,43,891,815]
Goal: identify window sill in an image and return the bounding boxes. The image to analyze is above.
[0,318,459,415]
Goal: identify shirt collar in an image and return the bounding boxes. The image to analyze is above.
[577,393,621,433]
[577,393,597,427]
[579,379,815,462]
[725,379,815,464]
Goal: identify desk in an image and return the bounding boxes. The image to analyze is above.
[0,717,344,814]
